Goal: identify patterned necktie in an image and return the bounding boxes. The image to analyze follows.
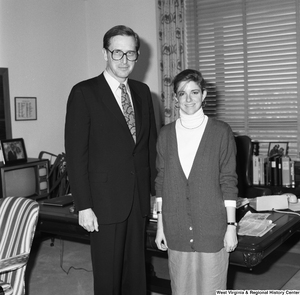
[119,84,136,142]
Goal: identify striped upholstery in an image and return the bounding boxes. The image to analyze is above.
[0,197,39,295]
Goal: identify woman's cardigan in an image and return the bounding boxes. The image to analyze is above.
[155,118,238,253]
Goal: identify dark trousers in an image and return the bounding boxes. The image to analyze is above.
[90,190,147,295]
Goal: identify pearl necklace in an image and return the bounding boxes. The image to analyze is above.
[179,116,205,129]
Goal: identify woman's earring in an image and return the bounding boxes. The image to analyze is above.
[201,100,206,108]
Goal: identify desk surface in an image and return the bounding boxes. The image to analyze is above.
[38,203,300,268]
[146,207,300,268]
[231,211,300,267]
[39,204,78,223]
[38,204,90,240]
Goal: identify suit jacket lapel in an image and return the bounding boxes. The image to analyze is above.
[96,74,130,131]
[96,74,138,145]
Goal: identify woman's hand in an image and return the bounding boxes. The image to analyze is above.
[224,225,238,253]
[155,228,168,251]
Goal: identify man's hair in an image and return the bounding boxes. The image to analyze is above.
[103,25,140,51]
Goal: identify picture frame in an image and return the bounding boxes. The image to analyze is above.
[0,138,27,165]
[268,142,288,158]
[15,97,37,121]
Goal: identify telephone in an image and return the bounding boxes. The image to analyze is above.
[249,193,298,211]
[282,193,298,204]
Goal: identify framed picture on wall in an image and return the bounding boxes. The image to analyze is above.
[0,138,27,165]
[15,97,37,121]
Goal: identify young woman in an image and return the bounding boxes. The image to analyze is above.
[155,69,238,294]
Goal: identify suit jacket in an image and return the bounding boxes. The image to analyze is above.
[65,73,157,224]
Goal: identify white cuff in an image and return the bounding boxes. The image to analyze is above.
[224,200,236,207]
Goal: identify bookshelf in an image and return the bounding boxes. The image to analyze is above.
[252,141,300,192]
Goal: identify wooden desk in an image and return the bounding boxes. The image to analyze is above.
[37,203,300,294]
[146,210,300,268]
[230,211,300,268]
[38,204,88,240]
[38,204,300,268]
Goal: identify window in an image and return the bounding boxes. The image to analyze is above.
[185,0,300,159]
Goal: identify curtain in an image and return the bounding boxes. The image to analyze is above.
[158,0,185,124]
[185,0,300,159]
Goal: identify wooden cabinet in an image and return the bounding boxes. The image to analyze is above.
[0,68,12,140]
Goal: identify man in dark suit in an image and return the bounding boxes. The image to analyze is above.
[65,25,157,295]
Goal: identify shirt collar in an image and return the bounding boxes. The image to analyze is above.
[103,70,129,93]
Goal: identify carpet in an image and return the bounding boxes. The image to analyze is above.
[26,237,93,295]
[26,237,162,295]
[151,232,300,292]
[25,233,300,294]
[228,250,300,290]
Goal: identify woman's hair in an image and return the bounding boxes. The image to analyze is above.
[103,25,140,52]
[173,69,206,94]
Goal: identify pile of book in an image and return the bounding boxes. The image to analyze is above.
[252,155,300,187]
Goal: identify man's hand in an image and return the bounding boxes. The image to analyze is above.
[78,208,99,232]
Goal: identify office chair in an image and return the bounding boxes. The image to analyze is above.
[235,135,272,198]
[0,197,39,295]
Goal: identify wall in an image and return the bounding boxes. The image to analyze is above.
[85,0,162,129]
[0,0,160,157]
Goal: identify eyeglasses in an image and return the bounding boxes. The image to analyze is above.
[106,49,139,61]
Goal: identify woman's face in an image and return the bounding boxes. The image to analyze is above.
[176,81,207,115]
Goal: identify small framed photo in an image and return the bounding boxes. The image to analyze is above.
[15,97,37,121]
[0,138,27,165]
[268,142,288,158]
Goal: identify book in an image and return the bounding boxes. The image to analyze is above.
[265,159,271,185]
[270,156,278,186]
[276,157,282,186]
[252,155,259,185]
[42,194,73,207]
[294,160,300,187]
[281,156,291,187]
[258,155,266,185]
[291,161,295,187]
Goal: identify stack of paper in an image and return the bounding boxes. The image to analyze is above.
[237,211,276,237]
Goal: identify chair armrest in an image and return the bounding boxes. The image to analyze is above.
[0,253,29,273]
[245,186,272,199]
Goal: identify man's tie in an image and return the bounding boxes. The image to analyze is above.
[119,84,136,142]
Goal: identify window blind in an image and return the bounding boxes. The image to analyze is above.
[185,0,300,159]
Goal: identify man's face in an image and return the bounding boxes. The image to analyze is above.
[103,35,138,83]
